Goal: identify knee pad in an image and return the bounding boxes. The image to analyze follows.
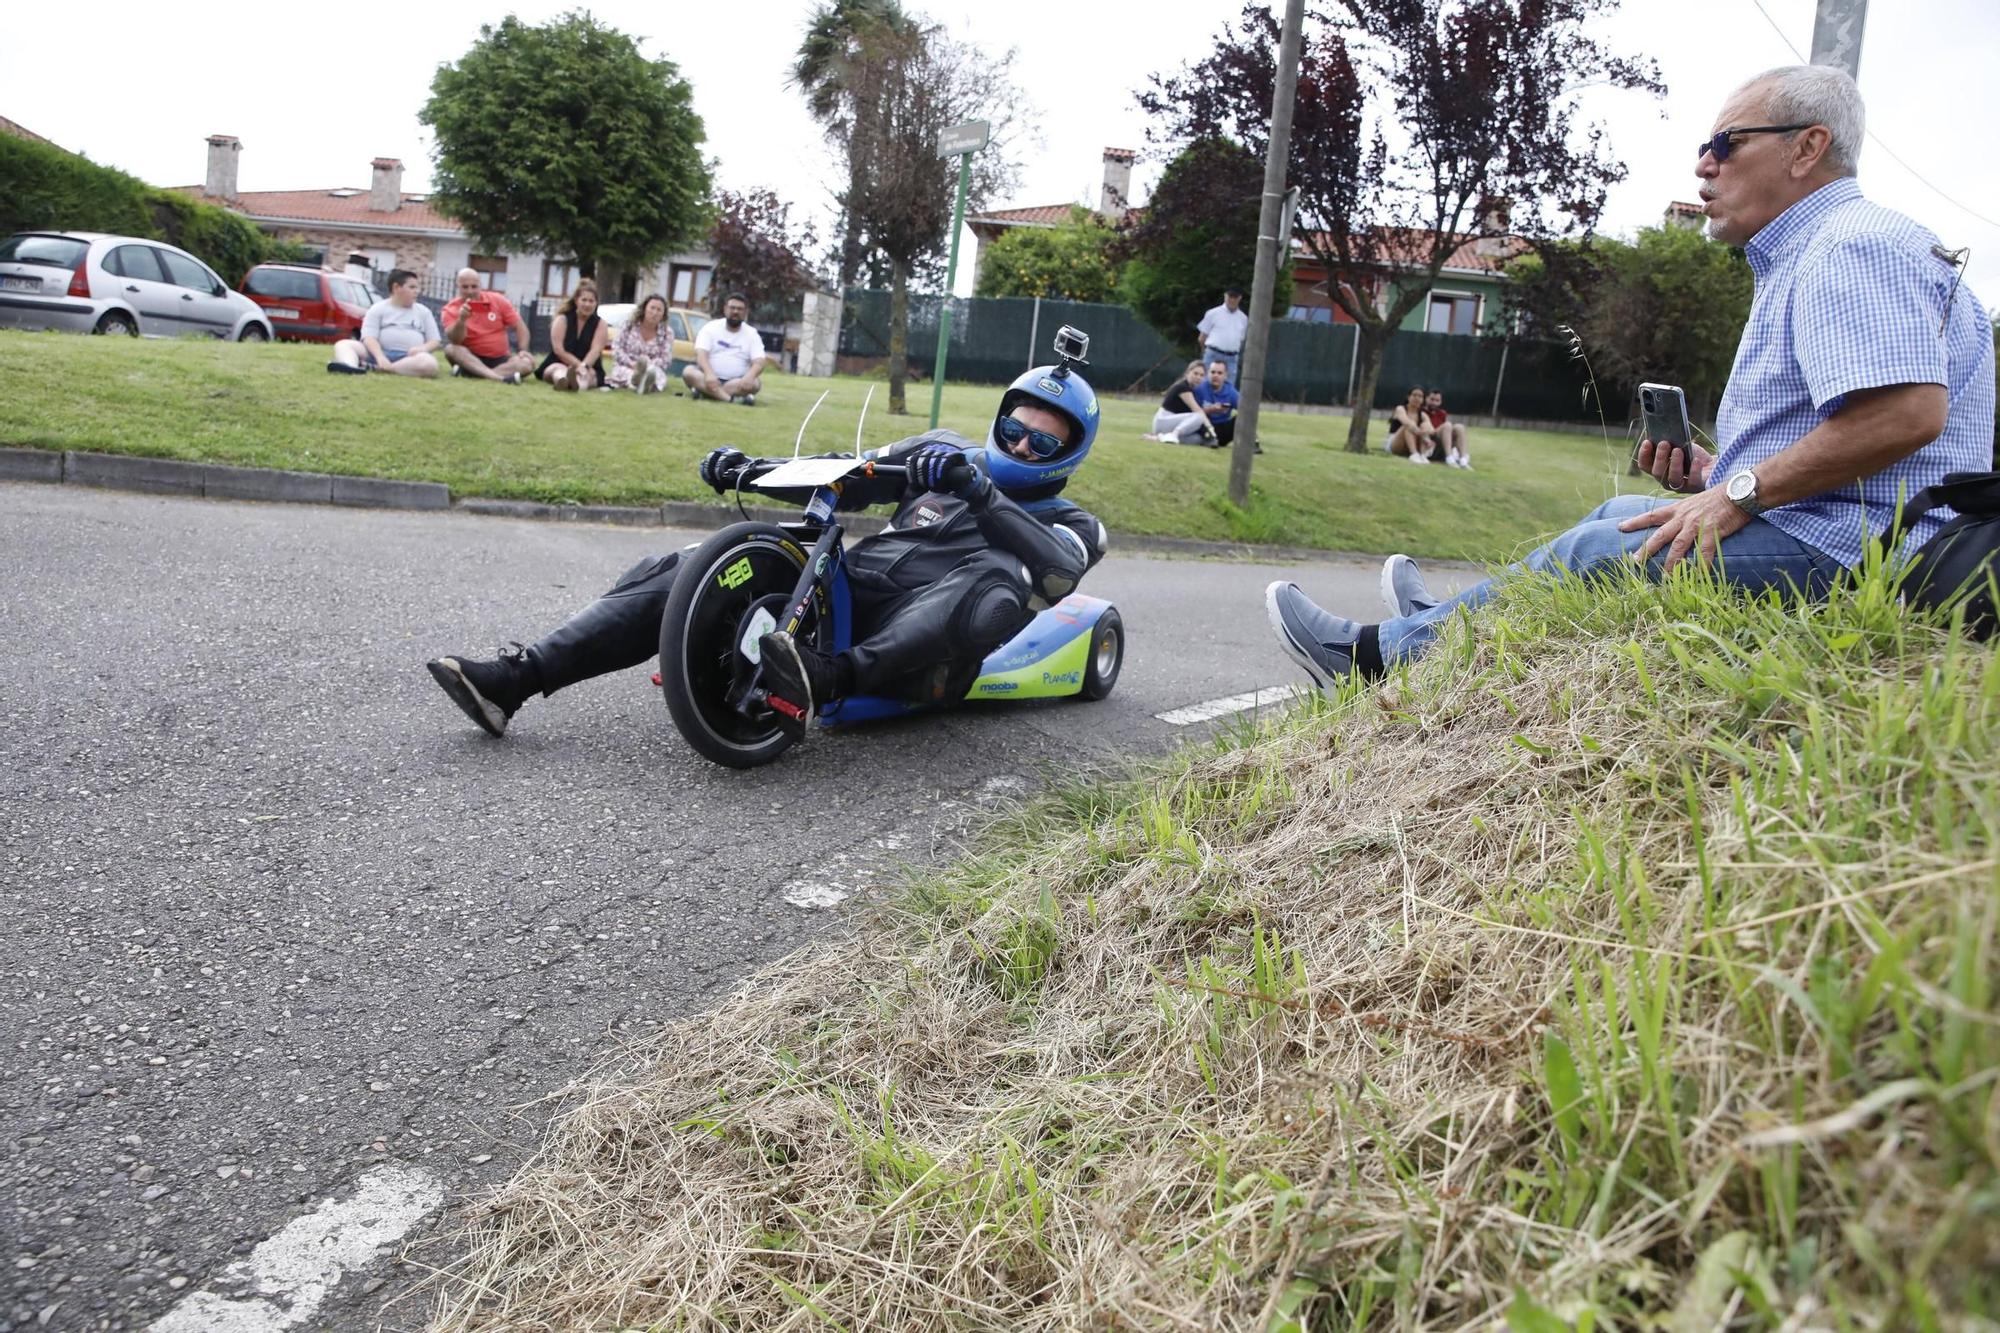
[955,574,1029,645]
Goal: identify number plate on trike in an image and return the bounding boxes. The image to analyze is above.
[752,458,860,489]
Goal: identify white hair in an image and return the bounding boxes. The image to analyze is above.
[1741,64,1865,175]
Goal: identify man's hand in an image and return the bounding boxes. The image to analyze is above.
[700,447,750,492]
[907,443,984,499]
[1618,486,1752,572]
[1634,437,1716,494]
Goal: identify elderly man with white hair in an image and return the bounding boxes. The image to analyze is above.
[439,268,535,383]
[1267,63,1995,690]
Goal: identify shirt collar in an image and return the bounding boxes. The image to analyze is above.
[1744,177,1863,272]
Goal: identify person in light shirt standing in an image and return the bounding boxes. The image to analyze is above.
[1196,287,1249,383]
[682,292,768,404]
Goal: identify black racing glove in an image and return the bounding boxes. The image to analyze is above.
[700,446,750,492]
[906,443,986,501]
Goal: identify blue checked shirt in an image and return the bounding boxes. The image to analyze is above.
[1712,177,1994,567]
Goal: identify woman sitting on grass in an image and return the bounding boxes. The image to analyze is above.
[538,280,610,391]
[1386,386,1441,464]
[1144,361,1216,444]
[606,294,674,395]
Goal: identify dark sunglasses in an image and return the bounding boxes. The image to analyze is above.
[995,413,1069,459]
[1697,123,1813,163]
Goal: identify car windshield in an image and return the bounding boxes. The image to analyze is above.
[340,280,373,309]
[0,234,88,269]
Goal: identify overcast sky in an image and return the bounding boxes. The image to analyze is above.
[6,0,1995,309]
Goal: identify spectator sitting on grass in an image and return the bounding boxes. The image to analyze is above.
[607,294,674,394]
[440,269,535,384]
[1145,361,1216,444]
[327,270,440,378]
[1193,359,1240,450]
[537,279,610,392]
[1267,64,1994,692]
[681,293,767,405]
[1385,386,1439,463]
[1426,389,1472,469]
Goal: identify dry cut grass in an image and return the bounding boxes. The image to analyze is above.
[420,559,2000,1331]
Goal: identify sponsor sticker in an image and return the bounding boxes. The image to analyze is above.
[912,503,944,528]
[1042,669,1081,686]
[1036,377,1063,396]
[977,680,1019,693]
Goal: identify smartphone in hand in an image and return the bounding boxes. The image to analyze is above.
[1636,382,1694,470]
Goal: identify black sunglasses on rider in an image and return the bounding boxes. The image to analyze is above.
[1697,123,1814,164]
[995,413,1070,459]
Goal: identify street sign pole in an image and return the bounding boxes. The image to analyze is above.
[930,119,989,431]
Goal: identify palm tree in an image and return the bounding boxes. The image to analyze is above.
[791,0,914,289]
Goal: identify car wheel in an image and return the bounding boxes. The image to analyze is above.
[93,312,138,337]
[238,323,270,343]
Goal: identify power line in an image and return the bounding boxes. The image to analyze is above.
[1744,0,1999,230]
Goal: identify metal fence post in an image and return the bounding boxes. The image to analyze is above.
[1489,334,1511,419]
[1027,296,1041,369]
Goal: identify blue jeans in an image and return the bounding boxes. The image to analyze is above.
[1377,494,1846,664]
[1205,347,1240,383]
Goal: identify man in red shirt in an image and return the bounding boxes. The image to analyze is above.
[1424,389,1472,469]
[440,268,535,383]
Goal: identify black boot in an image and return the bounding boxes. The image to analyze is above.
[757,633,844,739]
[427,643,541,738]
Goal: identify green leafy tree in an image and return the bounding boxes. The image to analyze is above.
[1510,223,1752,425]
[1117,138,1287,353]
[973,207,1121,303]
[421,12,710,283]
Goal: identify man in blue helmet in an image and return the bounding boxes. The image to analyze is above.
[423,355,1107,741]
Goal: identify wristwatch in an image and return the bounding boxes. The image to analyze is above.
[1725,468,1766,517]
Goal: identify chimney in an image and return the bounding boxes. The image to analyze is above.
[1474,195,1513,257]
[204,134,241,201]
[369,157,403,214]
[1099,148,1135,221]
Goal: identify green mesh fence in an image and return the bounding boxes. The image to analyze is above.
[839,289,1596,421]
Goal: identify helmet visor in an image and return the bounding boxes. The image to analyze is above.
[995,413,1069,460]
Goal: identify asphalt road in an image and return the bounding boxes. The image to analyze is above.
[0,483,1472,1331]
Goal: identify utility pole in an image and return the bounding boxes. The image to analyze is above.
[1810,0,1866,78]
[929,119,989,430]
[1227,0,1304,507]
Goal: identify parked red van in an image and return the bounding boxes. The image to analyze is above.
[238,264,373,343]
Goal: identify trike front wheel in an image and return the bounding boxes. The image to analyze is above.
[658,522,818,768]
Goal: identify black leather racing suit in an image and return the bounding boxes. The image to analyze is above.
[514,431,1108,704]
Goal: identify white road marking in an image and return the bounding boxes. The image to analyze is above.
[149,1164,444,1333]
[1154,685,1300,727]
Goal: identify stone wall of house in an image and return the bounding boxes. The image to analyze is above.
[263,227,440,279]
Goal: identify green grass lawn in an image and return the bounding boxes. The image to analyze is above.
[0,332,1647,558]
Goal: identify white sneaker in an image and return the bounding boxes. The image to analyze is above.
[634,357,654,394]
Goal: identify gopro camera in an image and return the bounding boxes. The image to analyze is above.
[1052,325,1090,366]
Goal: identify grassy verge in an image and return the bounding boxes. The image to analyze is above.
[0,332,1645,559]
[423,564,1997,1330]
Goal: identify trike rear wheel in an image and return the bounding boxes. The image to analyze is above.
[658,522,819,768]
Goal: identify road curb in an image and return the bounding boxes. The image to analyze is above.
[3,447,1467,568]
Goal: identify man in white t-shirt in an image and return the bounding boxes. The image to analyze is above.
[1196,287,1249,384]
[682,292,768,404]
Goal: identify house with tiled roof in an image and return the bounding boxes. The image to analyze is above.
[966,146,1524,335]
[1,114,58,147]
[179,134,717,307]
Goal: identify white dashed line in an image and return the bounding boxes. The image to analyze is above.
[1154,686,1300,727]
[149,1164,444,1333]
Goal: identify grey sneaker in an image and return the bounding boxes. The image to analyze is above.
[740,393,756,407]
[633,357,654,393]
[1379,554,1439,619]
[1265,582,1362,691]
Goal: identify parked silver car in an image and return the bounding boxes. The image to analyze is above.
[0,231,275,341]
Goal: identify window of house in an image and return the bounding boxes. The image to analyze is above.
[1286,305,1334,323]
[363,249,398,278]
[542,260,581,298]
[1426,293,1481,335]
[468,254,507,289]
[668,264,712,307]
[291,244,329,267]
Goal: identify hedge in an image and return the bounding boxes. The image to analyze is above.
[0,133,305,282]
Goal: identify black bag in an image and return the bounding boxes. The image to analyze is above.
[1884,471,2000,640]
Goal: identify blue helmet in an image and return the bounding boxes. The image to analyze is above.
[983,364,1099,491]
